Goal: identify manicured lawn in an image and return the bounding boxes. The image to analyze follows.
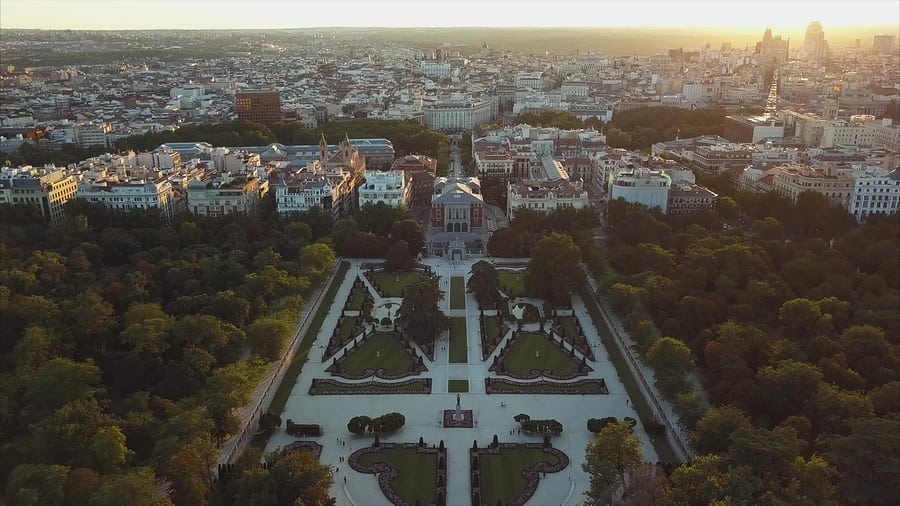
[449,317,468,363]
[341,333,415,375]
[559,316,579,339]
[503,333,578,376]
[498,270,526,297]
[371,271,426,298]
[485,316,502,343]
[336,316,359,344]
[357,448,437,505]
[480,448,560,506]
[448,379,470,392]
[579,281,679,462]
[450,276,466,310]
[349,286,367,311]
[268,261,349,416]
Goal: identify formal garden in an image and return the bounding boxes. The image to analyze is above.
[350,442,445,506]
[449,317,468,363]
[367,270,429,298]
[450,276,466,310]
[490,332,591,380]
[326,331,426,379]
[471,438,570,506]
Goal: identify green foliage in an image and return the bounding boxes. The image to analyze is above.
[116,120,276,151]
[396,277,449,345]
[525,233,581,307]
[604,106,728,150]
[513,110,593,130]
[583,421,644,502]
[468,260,501,309]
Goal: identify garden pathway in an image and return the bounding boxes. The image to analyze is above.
[265,258,658,506]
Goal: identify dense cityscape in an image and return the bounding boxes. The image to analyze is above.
[0,4,898,506]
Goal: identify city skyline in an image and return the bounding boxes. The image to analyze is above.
[1,0,899,31]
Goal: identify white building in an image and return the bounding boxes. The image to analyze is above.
[821,119,876,148]
[560,80,588,99]
[515,72,546,90]
[608,168,671,213]
[76,176,177,220]
[137,150,182,170]
[507,179,588,218]
[73,124,108,148]
[870,119,900,152]
[849,167,900,223]
[771,164,854,207]
[423,100,493,131]
[358,170,411,208]
[421,61,451,78]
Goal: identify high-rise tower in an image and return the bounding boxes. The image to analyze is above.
[803,21,828,61]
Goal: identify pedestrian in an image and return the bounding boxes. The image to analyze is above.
[344,476,347,484]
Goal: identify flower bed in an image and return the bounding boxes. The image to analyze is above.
[309,378,432,395]
[489,332,591,380]
[552,315,595,362]
[484,378,608,395]
[283,440,323,461]
[471,442,569,506]
[325,331,428,380]
[442,409,474,428]
[349,442,446,506]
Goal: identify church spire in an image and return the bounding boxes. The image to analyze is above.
[319,133,328,162]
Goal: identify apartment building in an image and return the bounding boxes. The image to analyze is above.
[849,167,900,222]
[667,184,719,216]
[609,168,672,213]
[507,178,588,218]
[76,175,177,220]
[186,173,260,217]
[821,119,876,148]
[0,166,78,224]
[235,90,282,124]
[391,155,436,208]
[424,100,493,132]
[358,170,411,208]
[772,164,854,207]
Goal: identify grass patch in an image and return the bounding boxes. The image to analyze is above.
[268,261,350,416]
[371,271,426,298]
[559,316,579,339]
[340,333,416,375]
[498,270,526,298]
[450,276,466,310]
[349,286,367,311]
[578,281,679,462]
[480,448,560,506]
[449,317,468,363]
[448,379,470,393]
[336,316,359,344]
[357,448,437,505]
[503,333,578,376]
[485,316,501,343]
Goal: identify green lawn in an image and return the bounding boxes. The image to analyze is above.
[448,379,470,393]
[371,271,426,298]
[498,271,526,297]
[503,333,578,376]
[480,448,561,506]
[484,316,502,343]
[450,277,466,310]
[340,333,416,375]
[579,281,679,462]
[336,316,359,344]
[311,380,430,395]
[559,316,579,340]
[357,448,436,505]
[449,317,468,363]
[268,261,349,416]
[349,286,367,311]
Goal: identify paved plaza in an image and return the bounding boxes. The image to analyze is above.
[266,258,658,506]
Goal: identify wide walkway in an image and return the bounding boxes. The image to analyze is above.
[266,258,657,506]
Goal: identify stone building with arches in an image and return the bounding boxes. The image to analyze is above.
[429,177,484,234]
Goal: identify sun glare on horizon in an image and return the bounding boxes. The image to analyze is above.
[0,0,898,31]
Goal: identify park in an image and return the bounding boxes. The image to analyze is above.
[265,257,661,506]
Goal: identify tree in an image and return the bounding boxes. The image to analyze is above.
[6,463,69,506]
[583,421,644,504]
[467,260,500,309]
[245,317,293,361]
[89,467,174,506]
[396,277,449,346]
[486,227,526,257]
[268,449,334,506]
[357,202,409,238]
[347,415,371,435]
[826,417,900,506]
[66,291,117,351]
[645,337,693,378]
[525,233,581,307]
[25,358,103,416]
[390,219,425,256]
[756,360,823,423]
[690,405,751,455]
[258,412,283,433]
[384,240,413,272]
[300,243,335,278]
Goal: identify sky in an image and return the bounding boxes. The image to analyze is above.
[1,0,898,30]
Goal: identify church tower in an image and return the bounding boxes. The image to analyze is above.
[319,133,328,163]
[341,132,352,163]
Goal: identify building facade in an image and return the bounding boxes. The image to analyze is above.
[358,170,411,208]
[392,155,436,208]
[507,179,589,218]
[849,168,900,222]
[186,173,260,217]
[424,100,493,131]
[609,168,671,213]
[771,164,854,207]
[430,177,484,233]
[0,166,78,224]
[76,176,177,220]
[235,91,282,125]
[667,184,719,216]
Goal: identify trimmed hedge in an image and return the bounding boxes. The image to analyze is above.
[285,420,322,437]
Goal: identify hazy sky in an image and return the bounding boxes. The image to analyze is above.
[1,0,898,30]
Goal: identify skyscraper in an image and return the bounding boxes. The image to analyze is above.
[756,28,789,67]
[803,21,828,61]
